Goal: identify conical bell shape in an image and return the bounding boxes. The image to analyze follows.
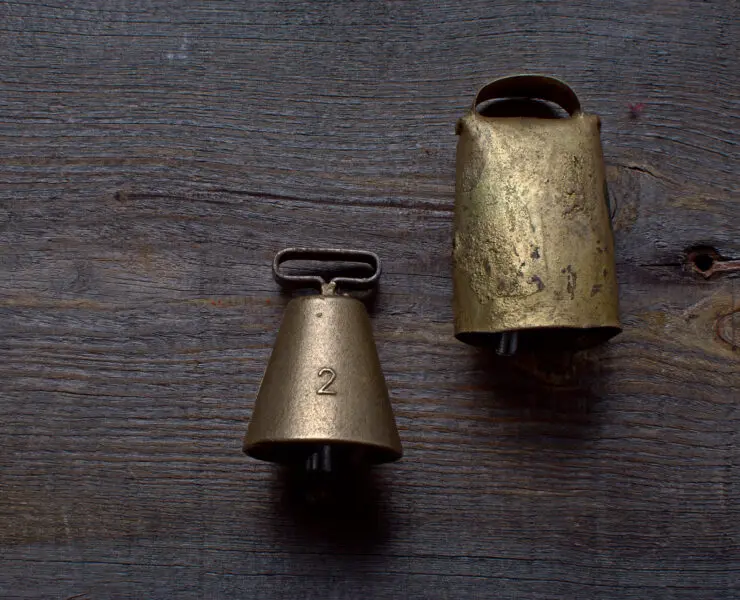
[244,293,402,465]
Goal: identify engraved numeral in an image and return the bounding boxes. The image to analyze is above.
[317,367,337,395]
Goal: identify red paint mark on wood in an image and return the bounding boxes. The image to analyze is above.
[628,102,646,119]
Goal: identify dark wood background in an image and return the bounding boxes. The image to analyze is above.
[1,1,738,598]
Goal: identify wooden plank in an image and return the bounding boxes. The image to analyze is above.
[0,1,738,598]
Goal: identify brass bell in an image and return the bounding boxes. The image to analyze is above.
[453,75,621,354]
[244,248,402,472]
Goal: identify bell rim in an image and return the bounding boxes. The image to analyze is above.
[243,438,402,466]
[455,324,622,350]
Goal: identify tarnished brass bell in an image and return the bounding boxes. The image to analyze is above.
[453,75,621,354]
[244,248,402,472]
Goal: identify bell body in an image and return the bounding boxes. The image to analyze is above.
[453,94,621,349]
[245,293,402,465]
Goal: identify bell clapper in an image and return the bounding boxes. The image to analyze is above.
[305,445,333,474]
[495,331,519,356]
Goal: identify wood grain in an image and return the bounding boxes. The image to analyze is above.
[1,1,738,598]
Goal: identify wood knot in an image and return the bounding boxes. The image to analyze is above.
[686,246,740,279]
[715,310,739,351]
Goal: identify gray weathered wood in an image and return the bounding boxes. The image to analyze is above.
[1,1,738,598]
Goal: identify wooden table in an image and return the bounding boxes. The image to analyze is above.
[1,1,738,598]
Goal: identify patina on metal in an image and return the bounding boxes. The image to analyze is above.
[453,75,621,353]
[244,248,402,471]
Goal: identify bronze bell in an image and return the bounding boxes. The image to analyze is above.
[453,75,621,354]
[244,248,402,472]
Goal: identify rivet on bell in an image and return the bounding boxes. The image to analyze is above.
[244,247,402,474]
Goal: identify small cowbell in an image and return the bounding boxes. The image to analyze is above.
[244,248,402,472]
[453,75,622,354]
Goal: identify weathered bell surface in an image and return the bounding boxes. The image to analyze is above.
[244,248,402,470]
[453,75,621,353]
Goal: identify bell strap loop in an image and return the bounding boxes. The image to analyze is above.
[473,75,581,116]
[273,247,381,294]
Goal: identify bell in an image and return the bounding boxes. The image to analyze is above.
[453,75,621,354]
[244,248,402,472]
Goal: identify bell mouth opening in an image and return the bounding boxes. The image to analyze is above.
[456,325,621,352]
[244,440,401,469]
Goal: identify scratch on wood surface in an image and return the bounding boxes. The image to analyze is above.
[62,511,71,541]
[165,34,191,61]
[617,163,665,182]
